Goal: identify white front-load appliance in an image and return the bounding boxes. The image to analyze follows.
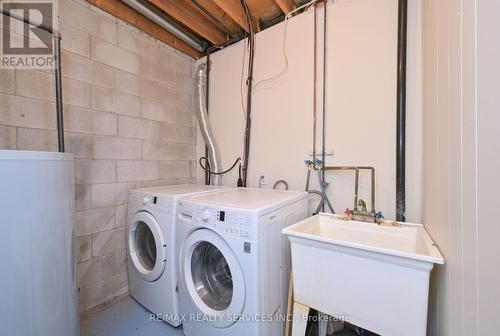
[177,188,309,336]
[127,184,231,326]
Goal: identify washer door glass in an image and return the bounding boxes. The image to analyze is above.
[191,241,233,311]
[135,221,157,271]
[128,211,167,282]
[181,229,245,329]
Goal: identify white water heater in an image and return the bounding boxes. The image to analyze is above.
[0,150,79,336]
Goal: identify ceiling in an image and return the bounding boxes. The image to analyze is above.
[87,0,308,58]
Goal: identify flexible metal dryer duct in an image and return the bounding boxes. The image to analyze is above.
[196,64,222,185]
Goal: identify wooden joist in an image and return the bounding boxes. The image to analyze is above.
[274,0,296,14]
[248,0,281,23]
[147,0,227,45]
[212,0,250,32]
[192,0,243,35]
[87,0,203,58]
[87,0,296,58]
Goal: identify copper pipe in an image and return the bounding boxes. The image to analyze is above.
[320,166,359,210]
[357,166,376,213]
[317,166,376,214]
[308,1,376,216]
[321,0,327,171]
[312,2,317,163]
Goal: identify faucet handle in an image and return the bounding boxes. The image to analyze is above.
[343,208,352,220]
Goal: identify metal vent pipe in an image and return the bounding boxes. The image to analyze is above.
[122,0,207,53]
[195,64,222,185]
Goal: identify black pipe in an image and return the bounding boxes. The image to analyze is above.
[240,0,255,187]
[396,0,407,221]
[204,52,211,185]
[54,34,65,153]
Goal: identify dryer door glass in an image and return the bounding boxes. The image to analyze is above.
[135,221,156,271]
[128,211,167,282]
[191,241,233,311]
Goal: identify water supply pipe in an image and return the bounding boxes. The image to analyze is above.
[195,64,222,185]
[321,0,328,211]
[319,166,377,215]
[54,33,65,152]
[1,8,64,152]
[304,161,335,214]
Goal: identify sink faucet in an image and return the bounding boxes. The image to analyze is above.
[350,167,377,223]
[313,165,378,222]
[358,199,367,213]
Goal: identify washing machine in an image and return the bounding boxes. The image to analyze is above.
[127,184,231,326]
[177,188,309,336]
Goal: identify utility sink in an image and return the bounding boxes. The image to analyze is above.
[283,214,444,336]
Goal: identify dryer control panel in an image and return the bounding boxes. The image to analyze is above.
[177,201,257,240]
[216,210,253,238]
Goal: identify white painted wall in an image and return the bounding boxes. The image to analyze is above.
[196,0,422,221]
[193,0,500,332]
[422,0,500,334]
[476,1,500,331]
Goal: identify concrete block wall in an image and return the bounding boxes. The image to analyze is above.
[0,0,196,313]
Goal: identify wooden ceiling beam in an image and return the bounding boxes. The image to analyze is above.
[273,0,296,15]
[211,0,250,32]
[147,0,227,45]
[192,0,242,35]
[87,0,203,58]
[247,0,280,22]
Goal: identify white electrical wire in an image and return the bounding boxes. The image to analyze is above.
[289,0,323,17]
[239,0,321,142]
[251,1,320,94]
[251,17,289,93]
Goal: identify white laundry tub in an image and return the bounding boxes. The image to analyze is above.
[282,214,444,336]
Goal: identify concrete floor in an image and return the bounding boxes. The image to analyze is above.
[80,296,370,336]
[80,297,183,336]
